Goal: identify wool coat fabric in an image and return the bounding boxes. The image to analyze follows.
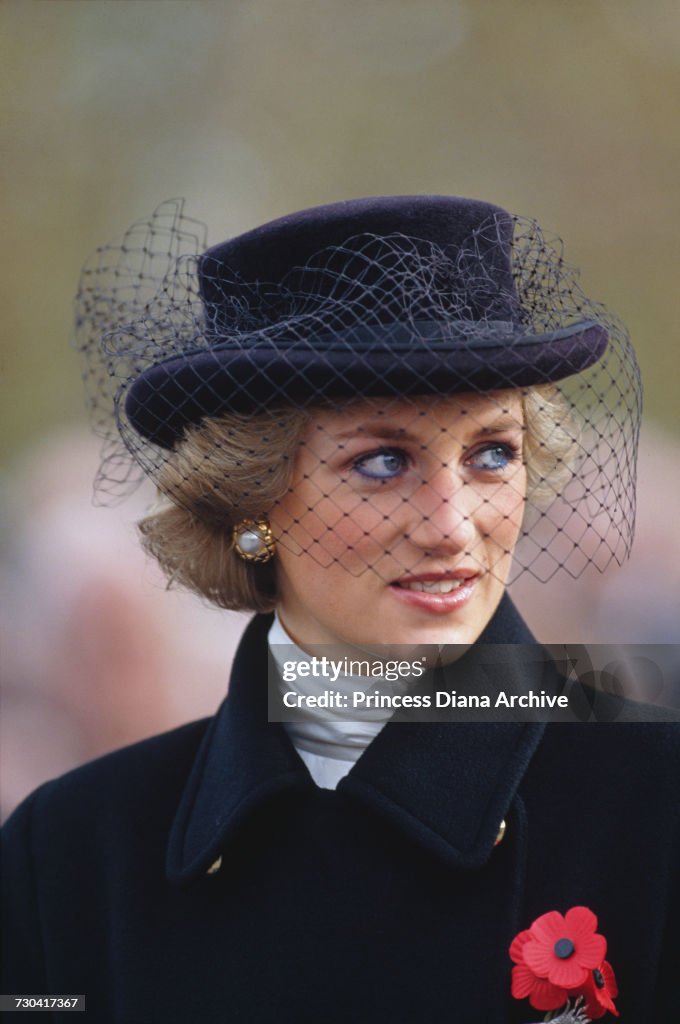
[2,596,679,1023]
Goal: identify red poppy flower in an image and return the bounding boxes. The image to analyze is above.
[576,961,619,1019]
[509,928,567,1011]
[522,906,607,989]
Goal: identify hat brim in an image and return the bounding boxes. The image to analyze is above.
[125,320,607,449]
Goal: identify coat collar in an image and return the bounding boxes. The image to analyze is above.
[166,595,546,882]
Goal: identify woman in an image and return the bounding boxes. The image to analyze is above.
[2,196,677,1022]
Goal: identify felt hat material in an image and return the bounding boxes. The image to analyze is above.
[123,196,608,449]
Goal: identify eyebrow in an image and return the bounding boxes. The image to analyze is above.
[331,416,523,442]
[476,416,525,436]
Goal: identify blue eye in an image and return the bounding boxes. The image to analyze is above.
[353,448,408,480]
[467,443,518,471]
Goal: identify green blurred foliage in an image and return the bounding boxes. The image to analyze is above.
[2,0,679,465]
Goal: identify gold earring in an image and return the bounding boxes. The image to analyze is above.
[232,518,275,563]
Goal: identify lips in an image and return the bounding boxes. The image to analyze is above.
[389,570,480,614]
[392,570,478,588]
[396,578,467,594]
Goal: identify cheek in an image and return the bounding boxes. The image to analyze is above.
[475,471,527,551]
[272,484,404,568]
[272,468,527,574]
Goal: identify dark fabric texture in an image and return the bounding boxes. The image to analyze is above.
[126,323,606,449]
[200,195,515,295]
[2,596,679,1023]
[123,196,608,447]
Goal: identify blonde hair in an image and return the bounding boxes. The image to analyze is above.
[522,384,579,503]
[139,385,578,612]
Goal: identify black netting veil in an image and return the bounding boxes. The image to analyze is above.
[74,198,641,590]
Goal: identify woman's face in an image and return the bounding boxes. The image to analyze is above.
[269,392,527,649]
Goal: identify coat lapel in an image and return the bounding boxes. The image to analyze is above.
[166,613,312,881]
[167,596,545,881]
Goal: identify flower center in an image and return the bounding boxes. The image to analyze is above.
[593,968,605,988]
[553,938,575,959]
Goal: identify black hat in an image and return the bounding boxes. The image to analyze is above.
[121,196,607,450]
[75,196,640,581]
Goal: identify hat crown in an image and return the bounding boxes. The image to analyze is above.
[198,196,518,332]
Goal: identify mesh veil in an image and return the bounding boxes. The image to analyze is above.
[75,199,641,590]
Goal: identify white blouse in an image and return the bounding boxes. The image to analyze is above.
[268,613,397,789]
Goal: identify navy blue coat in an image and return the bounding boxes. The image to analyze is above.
[2,598,679,1022]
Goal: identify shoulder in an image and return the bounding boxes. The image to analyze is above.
[2,716,212,853]
[541,717,680,763]
[0,716,216,995]
[534,719,680,817]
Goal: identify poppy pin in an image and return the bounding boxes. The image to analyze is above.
[510,906,619,1021]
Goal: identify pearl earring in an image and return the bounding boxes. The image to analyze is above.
[232,519,275,563]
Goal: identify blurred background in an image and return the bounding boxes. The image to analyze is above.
[2,0,679,818]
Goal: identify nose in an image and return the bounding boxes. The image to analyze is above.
[404,464,478,555]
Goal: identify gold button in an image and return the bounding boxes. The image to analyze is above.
[206,855,223,875]
[494,819,507,846]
